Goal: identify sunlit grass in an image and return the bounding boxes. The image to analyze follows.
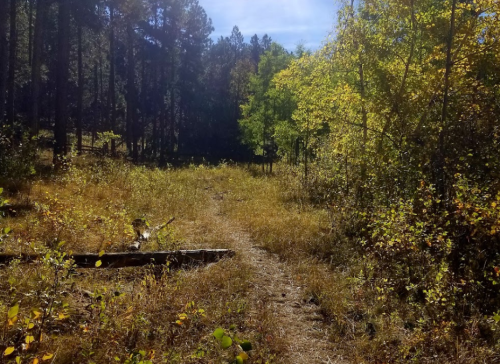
[0,157,282,363]
[1,158,498,363]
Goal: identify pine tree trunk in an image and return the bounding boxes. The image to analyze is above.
[76,23,83,153]
[159,62,166,165]
[6,0,17,126]
[28,0,33,67]
[30,0,47,135]
[126,24,138,161]
[54,0,70,161]
[108,2,116,154]
[151,61,157,159]
[92,62,98,147]
[169,52,176,158]
[140,45,147,160]
[0,0,9,124]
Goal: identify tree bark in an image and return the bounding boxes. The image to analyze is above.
[0,0,9,124]
[169,54,176,158]
[76,23,83,153]
[6,0,17,126]
[140,44,147,159]
[108,1,116,154]
[30,0,47,135]
[126,24,138,161]
[28,0,33,67]
[54,0,70,161]
[92,62,98,147]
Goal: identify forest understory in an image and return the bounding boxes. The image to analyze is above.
[0,155,499,363]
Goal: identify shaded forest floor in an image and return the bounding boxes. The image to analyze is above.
[1,155,498,363]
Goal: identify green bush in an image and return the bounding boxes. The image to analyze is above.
[0,126,38,188]
[365,175,500,338]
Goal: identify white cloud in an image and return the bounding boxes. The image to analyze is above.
[198,0,338,50]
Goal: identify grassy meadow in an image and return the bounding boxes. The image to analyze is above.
[0,155,498,363]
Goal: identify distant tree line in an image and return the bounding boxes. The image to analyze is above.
[0,0,284,164]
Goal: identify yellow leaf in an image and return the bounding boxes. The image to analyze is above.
[8,304,19,319]
[238,352,249,360]
[99,250,105,257]
[33,359,39,364]
[25,335,35,344]
[27,322,35,330]
[175,320,183,325]
[58,312,67,320]
[3,347,15,356]
[32,309,42,320]
[16,357,21,364]
[95,260,102,268]
[42,353,54,361]
[148,350,155,360]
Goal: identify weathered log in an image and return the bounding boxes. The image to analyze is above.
[0,249,235,269]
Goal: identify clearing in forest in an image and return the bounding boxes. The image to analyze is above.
[0,159,346,364]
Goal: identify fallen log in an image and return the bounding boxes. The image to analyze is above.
[0,249,235,269]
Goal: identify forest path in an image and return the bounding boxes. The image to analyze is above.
[207,197,347,364]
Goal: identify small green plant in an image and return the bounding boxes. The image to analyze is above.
[0,188,11,246]
[1,244,75,363]
[213,327,252,363]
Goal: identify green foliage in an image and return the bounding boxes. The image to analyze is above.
[95,131,122,149]
[1,245,75,363]
[253,0,500,361]
[213,327,252,363]
[239,43,295,161]
[0,126,37,187]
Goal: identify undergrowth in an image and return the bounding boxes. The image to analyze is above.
[0,157,282,363]
[213,164,500,364]
[1,156,499,363]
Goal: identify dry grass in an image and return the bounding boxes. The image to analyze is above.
[0,157,283,363]
[1,158,498,363]
[206,165,500,364]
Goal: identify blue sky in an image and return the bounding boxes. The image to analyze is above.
[197,0,339,51]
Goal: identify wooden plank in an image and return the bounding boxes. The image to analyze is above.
[0,249,235,269]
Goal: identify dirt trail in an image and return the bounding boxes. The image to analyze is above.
[209,200,347,364]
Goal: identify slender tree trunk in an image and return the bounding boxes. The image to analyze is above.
[92,62,98,147]
[151,61,158,159]
[159,61,166,165]
[54,0,70,161]
[76,23,84,153]
[169,88,175,157]
[0,0,10,124]
[108,2,116,154]
[126,24,138,161]
[6,0,17,126]
[28,0,33,67]
[437,0,457,198]
[169,53,176,158]
[358,62,368,202]
[140,45,147,159]
[30,0,47,135]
